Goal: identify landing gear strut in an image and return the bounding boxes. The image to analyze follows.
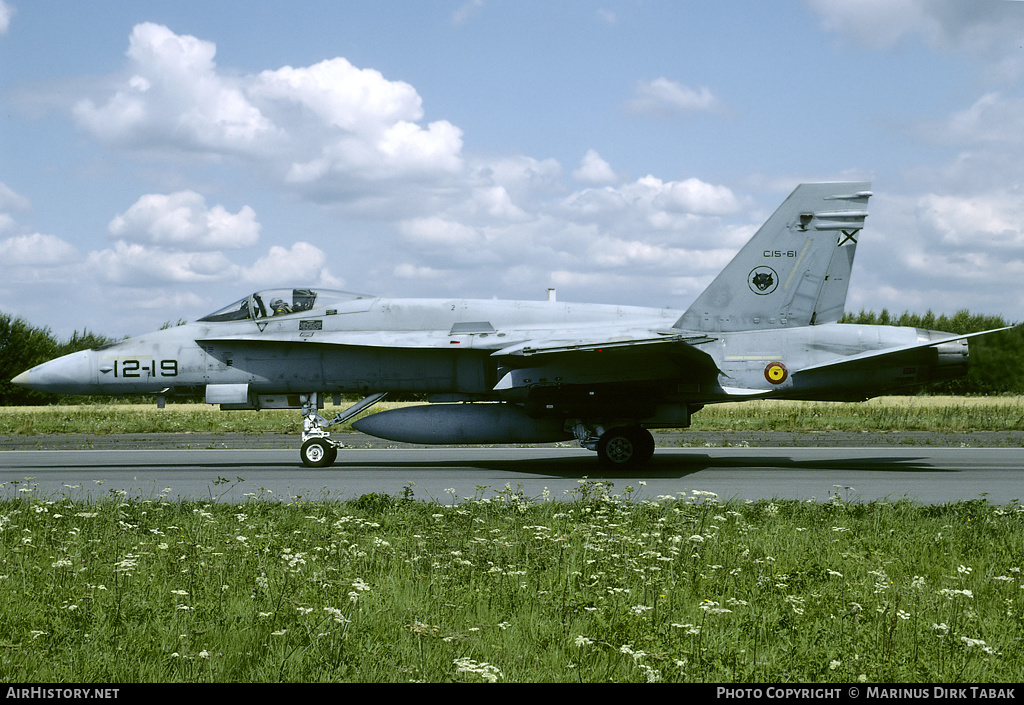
[299,392,387,468]
[575,424,656,468]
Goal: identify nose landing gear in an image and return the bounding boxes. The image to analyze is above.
[299,392,387,467]
[300,436,338,468]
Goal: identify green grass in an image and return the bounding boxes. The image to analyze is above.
[0,400,414,436]
[3,396,1024,436]
[0,481,1021,682]
[697,397,1024,432]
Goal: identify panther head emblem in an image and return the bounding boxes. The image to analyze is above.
[752,272,774,291]
[748,266,778,295]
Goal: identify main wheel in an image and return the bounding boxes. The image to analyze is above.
[300,438,337,468]
[596,426,655,468]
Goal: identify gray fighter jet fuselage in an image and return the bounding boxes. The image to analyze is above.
[12,183,1008,467]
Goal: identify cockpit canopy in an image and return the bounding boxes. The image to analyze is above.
[199,288,374,322]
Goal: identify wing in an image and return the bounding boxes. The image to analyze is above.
[490,332,720,390]
[490,332,715,357]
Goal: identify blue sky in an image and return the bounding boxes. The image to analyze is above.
[3,0,1024,338]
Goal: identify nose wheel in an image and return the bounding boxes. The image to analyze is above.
[300,437,339,468]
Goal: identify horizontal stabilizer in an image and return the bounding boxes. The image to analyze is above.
[794,327,1013,376]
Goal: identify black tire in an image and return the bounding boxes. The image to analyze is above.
[300,438,337,468]
[596,426,654,468]
[635,427,656,463]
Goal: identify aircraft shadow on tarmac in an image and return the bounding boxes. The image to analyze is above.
[328,450,946,479]
[40,449,949,479]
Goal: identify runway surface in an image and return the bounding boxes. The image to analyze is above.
[2,442,1022,504]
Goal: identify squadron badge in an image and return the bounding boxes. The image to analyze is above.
[748,266,778,295]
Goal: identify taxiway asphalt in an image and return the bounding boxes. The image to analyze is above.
[1,431,1022,504]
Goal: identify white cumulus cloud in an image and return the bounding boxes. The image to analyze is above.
[254,57,424,133]
[241,242,340,286]
[0,181,31,213]
[86,241,237,286]
[626,78,720,117]
[807,0,1024,79]
[573,150,617,185]
[0,1,13,36]
[108,191,261,250]
[72,23,464,200]
[74,23,276,152]
[918,192,1024,248]
[1,233,79,266]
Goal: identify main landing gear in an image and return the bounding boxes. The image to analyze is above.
[299,392,387,468]
[576,424,656,469]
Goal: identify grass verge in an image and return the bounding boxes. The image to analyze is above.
[0,481,1021,682]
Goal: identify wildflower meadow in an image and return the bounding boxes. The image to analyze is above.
[0,479,1021,682]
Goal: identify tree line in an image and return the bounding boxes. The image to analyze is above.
[1,308,1021,405]
[0,312,116,405]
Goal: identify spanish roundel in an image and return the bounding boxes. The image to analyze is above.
[764,361,788,385]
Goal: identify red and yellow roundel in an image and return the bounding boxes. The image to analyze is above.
[764,361,788,385]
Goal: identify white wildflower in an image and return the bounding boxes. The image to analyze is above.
[454,657,502,683]
[324,607,349,624]
[939,588,974,599]
[961,636,1001,655]
[698,600,732,615]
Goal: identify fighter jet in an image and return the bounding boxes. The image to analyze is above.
[12,182,1009,468]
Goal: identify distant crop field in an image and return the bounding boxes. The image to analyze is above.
[694,396,1024,433]
[2,396,1023,436]
[0,400,415,436]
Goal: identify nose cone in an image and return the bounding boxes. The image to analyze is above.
[11,350,98,394]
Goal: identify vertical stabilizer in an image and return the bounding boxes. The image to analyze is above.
[675,182,871,332]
